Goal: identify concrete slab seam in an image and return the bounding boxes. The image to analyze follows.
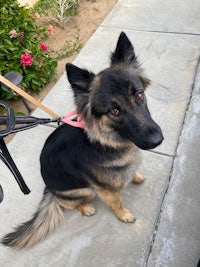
[100,25,200,37]
[148,150,175,159]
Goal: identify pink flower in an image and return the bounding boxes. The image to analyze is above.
[34,13,41,19]
[18,32,24,41]
[20,53,33,68]
[10,30,17,38]
[39,42,48,51]
[48,24,54,35]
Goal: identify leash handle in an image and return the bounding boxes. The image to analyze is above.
[0,102,16,137]
[0,75,60,118]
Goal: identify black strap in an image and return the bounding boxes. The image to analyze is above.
[0,102,59,135]
[0,184,3,203]
[0,139,30,194]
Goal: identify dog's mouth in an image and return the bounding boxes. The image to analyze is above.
[136,135,163,150]
[129,137,163,150]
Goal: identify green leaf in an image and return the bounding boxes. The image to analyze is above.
[4,39,12,46]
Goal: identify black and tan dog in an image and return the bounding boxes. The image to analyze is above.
[2,32,163,249]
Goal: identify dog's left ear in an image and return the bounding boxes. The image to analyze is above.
[110,32,136,66]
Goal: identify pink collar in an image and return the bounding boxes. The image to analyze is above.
[61,110,86,129]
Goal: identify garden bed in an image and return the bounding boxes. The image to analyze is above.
[4,0,116,114]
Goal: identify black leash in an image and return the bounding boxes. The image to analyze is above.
[0,102,60,201]
[0,138,31,194]
[0,102,60,136]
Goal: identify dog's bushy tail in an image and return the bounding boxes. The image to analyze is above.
[2,188,64,249]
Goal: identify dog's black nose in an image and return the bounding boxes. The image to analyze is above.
[146,125,164,149]
[149,131,164,149]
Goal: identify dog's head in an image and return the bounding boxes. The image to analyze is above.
[66,32,163,150]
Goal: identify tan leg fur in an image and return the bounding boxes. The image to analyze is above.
[56,188,96,216]
[76,203,96,216]
[97,189,135,223]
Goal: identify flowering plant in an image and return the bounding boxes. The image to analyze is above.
[20,53,34,68]
[0,0,57,100]
[39,42,48,51]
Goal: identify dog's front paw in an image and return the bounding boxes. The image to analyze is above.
[77,203,96,216]
[116,208,136,223]
[132,172,145,184]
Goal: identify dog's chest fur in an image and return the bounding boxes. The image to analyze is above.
[88,142,141,190]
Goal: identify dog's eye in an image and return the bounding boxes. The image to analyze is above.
[110,108,120,116]
[136,92,144,101]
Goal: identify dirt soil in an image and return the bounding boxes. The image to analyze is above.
[9,0,117,114]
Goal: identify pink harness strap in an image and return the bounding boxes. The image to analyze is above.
[61,110,86,129]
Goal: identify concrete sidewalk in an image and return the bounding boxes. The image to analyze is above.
[1,0,200,266]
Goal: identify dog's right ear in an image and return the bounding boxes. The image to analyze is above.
[66,63,95,93]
